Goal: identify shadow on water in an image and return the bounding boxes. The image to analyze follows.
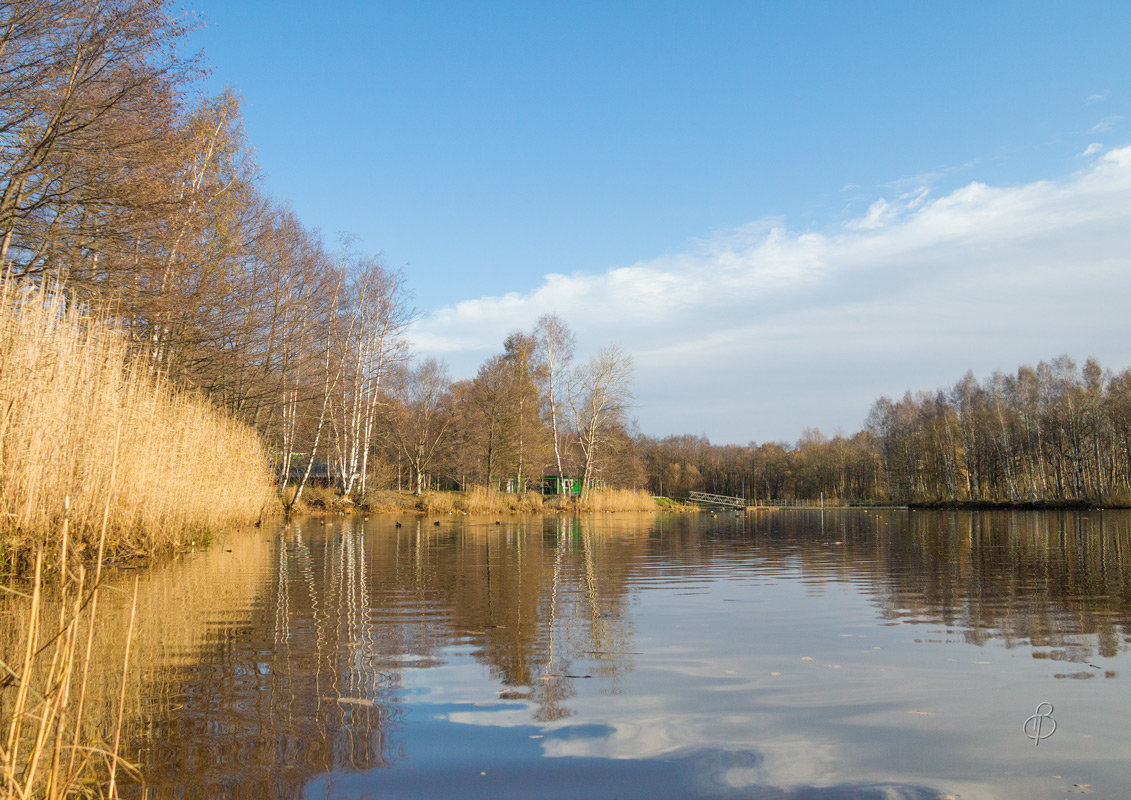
[6,510,1131,798]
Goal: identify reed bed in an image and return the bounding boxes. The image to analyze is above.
[358,487,657,515]
[0,282,279,569]
[455,487,544,514]
[572,489,658,513]
[355,487,660,516]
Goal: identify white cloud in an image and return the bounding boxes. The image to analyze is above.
[1085,90,1110,105]
[845,198,894,231]
[410,147,1131,443]
[1082,142,1104,157]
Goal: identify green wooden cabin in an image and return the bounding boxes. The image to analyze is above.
[543,475,582,496]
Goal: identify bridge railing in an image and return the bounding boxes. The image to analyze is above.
[685,493,904,509]
[687,491,745,508]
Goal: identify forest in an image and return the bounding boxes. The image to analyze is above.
[3,1,1130,511]
[639,356,1131,507]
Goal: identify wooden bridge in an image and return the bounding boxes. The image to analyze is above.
[686,492,905,510]
[687,491,747,508]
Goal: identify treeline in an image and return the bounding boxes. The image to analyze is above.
[0,0,640,506]
[635,356,1131,506]
[636,430,882,503]
[867,356,1131,504]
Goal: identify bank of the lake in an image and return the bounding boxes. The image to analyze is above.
[909,499,1131,510]
[292,486,676,516]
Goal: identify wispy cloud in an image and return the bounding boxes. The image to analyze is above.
[1092,114,1123,133]
[1085,90,1110,105]
[1082,142,1104,157]
[411,147,1131,443]
[845,198,894,231]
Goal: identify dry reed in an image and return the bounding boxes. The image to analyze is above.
[355,487,659,516]
[1,511,139,798]
[415,491,457,514]
[572,489,658,513]
[0,282,279,569]
[456,487,545,514]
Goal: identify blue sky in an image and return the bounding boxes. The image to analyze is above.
[181,1,1131,443]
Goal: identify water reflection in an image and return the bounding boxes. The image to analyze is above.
[110,516,652,798]
[130,526,402,799]
[7,510,1131,798]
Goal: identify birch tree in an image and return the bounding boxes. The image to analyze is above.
[331,256,412,498]
[534,313,574,478]
[285,266,350,509]
[568,345,633,494]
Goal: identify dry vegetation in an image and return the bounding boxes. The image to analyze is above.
[1,540,137,798]
[351,487,656,515]
[455,487,545,514]
[1,518,274,798]
[291,486,661,516]
[0,284,279,570]
[570,489,657,513]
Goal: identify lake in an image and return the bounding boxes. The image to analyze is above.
[92,509,1131,798]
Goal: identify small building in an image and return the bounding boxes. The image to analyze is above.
[284,457,332,486]
[542,475,582,496]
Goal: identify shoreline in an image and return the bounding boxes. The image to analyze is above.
[290,487,693,517]
[907,499,1131,511]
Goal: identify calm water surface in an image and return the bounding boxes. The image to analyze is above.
[105,510,1131,798]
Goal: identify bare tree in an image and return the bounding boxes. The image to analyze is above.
[286,265,350,509]
[0,0,200,277]
[466,354,511,490]
[502,331,544,492]
[534,313,574,478]
[568,345,633,494]
[331,254,413,498]
[386,358,453,495]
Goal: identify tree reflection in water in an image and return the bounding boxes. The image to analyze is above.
[15,509,1128,798]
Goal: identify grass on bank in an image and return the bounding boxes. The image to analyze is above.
[0,282,278,571]
[290,485,664,515]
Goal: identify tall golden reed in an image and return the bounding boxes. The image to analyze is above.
[0,281,278,568]
[1,492,139,798]
[455,486,545,514]
[573,488,657,513]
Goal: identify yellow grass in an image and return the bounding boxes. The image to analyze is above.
[456,486,544,514]
[355,487,660,516]
[358,487,658,515]
[416,491,457,514]
[573,488,658,513]
[0,282,278,568]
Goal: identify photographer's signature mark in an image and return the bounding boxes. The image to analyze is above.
[1023,701,1056,745]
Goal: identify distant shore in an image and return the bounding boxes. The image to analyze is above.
[907,499,1130,510]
